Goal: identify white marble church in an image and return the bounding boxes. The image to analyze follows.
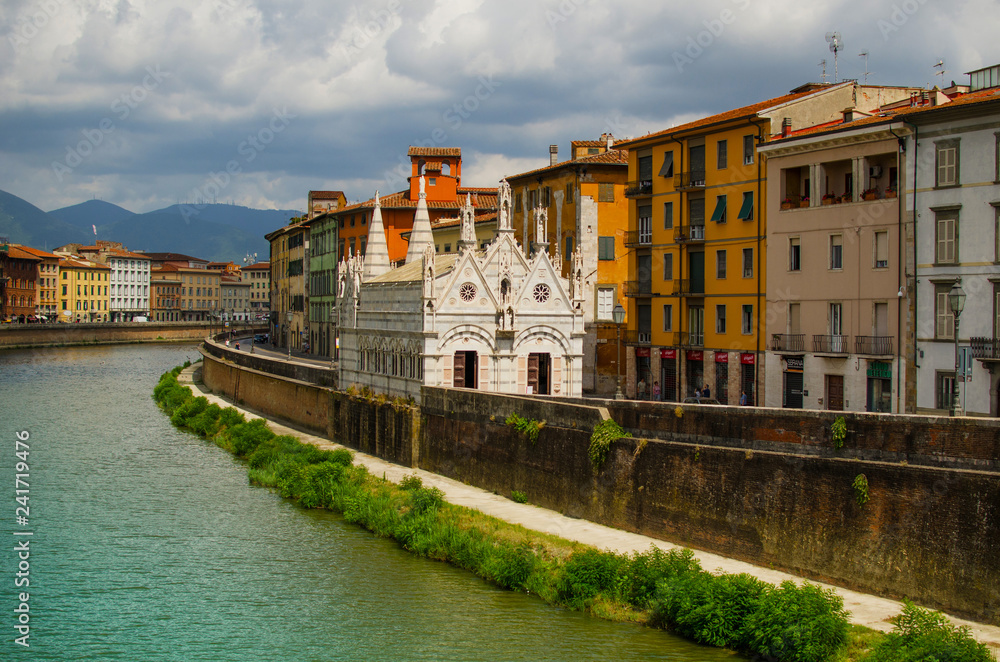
[337,177,585,401]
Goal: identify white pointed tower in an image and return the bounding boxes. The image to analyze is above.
[363,192,392,280]
[405,176,435,264]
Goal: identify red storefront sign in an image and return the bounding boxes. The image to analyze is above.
[635,347,651,358]
[715,352,729,363]
[686,350,703,361]
[741,352,756,365]
[661,349,676,359]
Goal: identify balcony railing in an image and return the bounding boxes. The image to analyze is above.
[671,279,704,296]
[674,223,706,243]
[855,335,893,356]
[624,280,652,297]
[771,333,805,352]
[624,230,652,247]
[624,179,653,197]
[971,337,1000,359]
[813,334,850,354]
[674,170,706,190]
[676,331,704,347]
[623,329,652,346]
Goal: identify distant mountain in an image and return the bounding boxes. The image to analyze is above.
[0,189,89,249]
[0,190,302,262]
[48,199,136,232]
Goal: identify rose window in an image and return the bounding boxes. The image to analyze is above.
[459,282,477,302]
[533,283,551,303]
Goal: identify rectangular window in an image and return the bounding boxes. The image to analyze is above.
[717,140,727,169]
[597,287,614,321]
[743,134,755,165]
[830,235,843,270]
[565,183,574,201]
[598,182,615,202]
[663,201,674,229]
[716,304,726,334]
[936,285,956,339]
[742,248,753,278]
[830,302,843,336]
[874,231,889,268]
[789,237,801,271]
[598,236,615,260]
[565,235,574,259]
[663,253,673,280]
[663,304,673,332]
[737,191,754,220]
[710,195,727,223]
[638,156,653,182]
[935,211,958,264]
[937,371,957,410]
[659,151,674,178]
[716,249,727,279]
[638,205,652,243]
[935,141,959,187]
[742,305,753,335]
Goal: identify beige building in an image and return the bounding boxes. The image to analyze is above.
[760,113,909,412]
[266,222,309,351]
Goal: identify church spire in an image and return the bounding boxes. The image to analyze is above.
[406,176,435,263]
[362,192,391,280]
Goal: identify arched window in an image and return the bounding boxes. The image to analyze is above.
[442,160,451,175]
[418,159,426,175]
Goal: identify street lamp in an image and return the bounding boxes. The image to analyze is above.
[948,282,966,417]
[613,303,625,400]
[286,310,293,360]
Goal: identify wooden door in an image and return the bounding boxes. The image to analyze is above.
[826,374,844,410]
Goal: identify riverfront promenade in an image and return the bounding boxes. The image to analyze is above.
[178,364,1000,653]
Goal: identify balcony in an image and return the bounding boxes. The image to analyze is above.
[855,335,893,356]
[623,329,652,346]
[673,223,706,243]
[671,279,704,296]
[625,179,653,198]
[624,280,653,297]
[813,334,850,354]
[674,170,706,190]
[971,337,1000,360]
[676,331,704,347]
[771,333,805,352]
[624,230,652,247]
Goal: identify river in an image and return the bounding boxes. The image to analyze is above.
[0,344,735,661]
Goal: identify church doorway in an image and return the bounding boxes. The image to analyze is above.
[528,353,551,395]
[454,351,478,389]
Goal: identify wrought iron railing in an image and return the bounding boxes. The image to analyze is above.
[855,335,893,355]
[674,170,706,190]
[771,333,805,352]
[624,179,653,197]
[674,223,705,242]
[971,336,1000,359]
[624,280,652,297]
[813,334,850,354]
[624,230,651,247]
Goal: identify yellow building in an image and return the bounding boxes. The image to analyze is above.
[58,257,110,322]
[617,83,904,403]
[507,135,629,394]
[265,221,309,351]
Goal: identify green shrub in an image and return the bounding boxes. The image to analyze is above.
[399,474,423,491]
[622,547,702,609]
[486,542,536,590]
[558,548,623,607]
[588,418,630,471]
[831,416,847,449]
[863,600,995,662]
[170,395,209,427]
[741,581,849,662]
[409,486,445,514]
[505,413,543,445]
[186,403,223,437]
[227,419,276,457]
[511,490,528,504]
[327,448,354,467]
[653,571,768,648]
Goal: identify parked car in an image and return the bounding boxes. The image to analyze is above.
[682,396,721,405]
[254,333,268,344]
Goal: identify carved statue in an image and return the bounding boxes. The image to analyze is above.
[419,175,426,199]
[497,178,513,232]
[460,193,475,244]
[534,207,547,244]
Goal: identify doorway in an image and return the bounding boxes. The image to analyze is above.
[454,351,478,389]
[527,353,551,395]
[825,374,844,410]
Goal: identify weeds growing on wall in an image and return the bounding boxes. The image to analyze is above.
[588,418,631,471]
[505,413,543,445]
[832,416,848,449]
[153,366,995,662]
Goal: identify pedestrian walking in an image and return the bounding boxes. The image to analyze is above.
[740,390,748,406]
[652,381,661,401]
[702,383,711,399]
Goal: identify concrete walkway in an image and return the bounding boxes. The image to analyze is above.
[179,366,1000,653]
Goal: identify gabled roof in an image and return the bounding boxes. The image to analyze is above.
[367,253,460,284]
[332,188,498,215]
[506,148,628,182]
[16,246,59,260]
[5,246,43,262]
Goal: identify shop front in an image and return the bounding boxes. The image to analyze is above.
[783,355,804,409]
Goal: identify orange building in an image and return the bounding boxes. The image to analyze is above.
[506,135,629,394]
[18,245,60,321]
[330,147,496,265]
[1,244,41,322]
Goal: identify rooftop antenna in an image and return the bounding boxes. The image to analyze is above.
[819,59,828,83]
[934,59,946,85]
[859,50,872,83]
[825,32,843,82]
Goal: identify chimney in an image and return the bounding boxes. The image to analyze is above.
[781,117,792,137]
[549,144,558,166]
[605,133,614,150]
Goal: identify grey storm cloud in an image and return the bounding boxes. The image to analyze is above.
[0,0,990,213]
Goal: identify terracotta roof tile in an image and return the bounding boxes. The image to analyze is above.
[5,246,42,261]
[16,246,59,260]
[506,148,629,181]
[408,147,462,157]
[333,188,498,214]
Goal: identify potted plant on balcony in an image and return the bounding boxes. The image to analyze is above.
[822,193,836,206]
[781,197,795,211]
[800,196,810,208]
[862,187,879,201]
[885,186,897,199]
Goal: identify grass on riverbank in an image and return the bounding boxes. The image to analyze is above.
[153,366,995,662]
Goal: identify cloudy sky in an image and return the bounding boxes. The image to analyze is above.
[0,0,992,214]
